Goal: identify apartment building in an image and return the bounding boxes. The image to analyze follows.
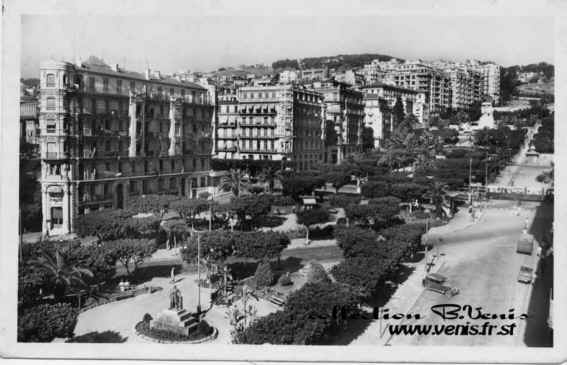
[213,85,325,171]
[391,61,451,116]
[472,61,501,105]
[312,80,364,164]
[301,68,329,82]
[39,58,214,236]
[362,93,393,149]
[446,67,483,112]
[360,83,427,125]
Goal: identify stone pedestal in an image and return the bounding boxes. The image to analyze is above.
[149,309,198,337]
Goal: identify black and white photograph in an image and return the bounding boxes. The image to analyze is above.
[1,0,564,363]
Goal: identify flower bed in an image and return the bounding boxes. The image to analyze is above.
[134,320,217,344]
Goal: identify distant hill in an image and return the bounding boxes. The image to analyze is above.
[272,53,401,71]
[501,62,554,103]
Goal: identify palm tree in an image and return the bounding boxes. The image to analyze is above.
[219,169,247,197]
[30,249,93,300]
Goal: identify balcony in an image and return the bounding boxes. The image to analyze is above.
[217,146,237,153]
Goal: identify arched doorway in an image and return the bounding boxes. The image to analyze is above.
[115,183,124,209]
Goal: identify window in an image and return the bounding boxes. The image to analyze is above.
[181,89,185,97]
[46,97,56,110]
[200,158,205,169]
[170,160,175,171]
[129,81,135,92]
[46,120,56,133]
[50,207,63,227]
[46,74,56,87]
[170,88,174,96]
[117,79,122,94]
[103,78,109,92]
[105,140,111,151]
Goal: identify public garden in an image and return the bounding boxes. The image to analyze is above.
[18,107,554,345]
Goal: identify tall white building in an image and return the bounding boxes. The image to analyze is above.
[466,60,501,105]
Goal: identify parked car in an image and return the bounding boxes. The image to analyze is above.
[517,236,534,255]
[422,273,460,297]
[517,265,534,284]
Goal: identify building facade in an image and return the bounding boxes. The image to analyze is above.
[20,96,40,146]
[474,62,501,105]
[312,81,364,164]
[213,85,325,171]
[360,83,427,125]
[446,67,483,112]
[362,94,392,149]
[39,59,214,236]
[391,62,452,117]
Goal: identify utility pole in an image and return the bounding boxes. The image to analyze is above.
[197,230,201,314]
[468,157,473,204]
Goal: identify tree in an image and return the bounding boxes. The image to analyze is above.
[102,239,157,276]
[361,181,390,198]
[220,169,247,197]
[254,260,275,288]
[29,249,93,300]
[235,282,361,344]
[304,261,331,284]
[361,126,375,151]
[227,194,272,230]
[281,175,325,201]
[392,96,405,129]
[18,303,79,342]
[389,182,428,203]
[296,208,330,244]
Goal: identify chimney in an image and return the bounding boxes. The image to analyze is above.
[114,64,120,72]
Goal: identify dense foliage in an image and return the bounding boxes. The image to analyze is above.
[181,230,290,263]
[296,208,330,228]
[75,209,161,240]
[66,330,127,343]
[281,175,325,200]
[101,239,157,275]
[235,282,361,344]
[344,196,401,229]
[254,261,275,288]
[18,303,78,342]
[533,115,554,153]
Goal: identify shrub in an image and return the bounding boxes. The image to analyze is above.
[135,319,213,342]
[101,238,157,276]
[269,195,296,207]
[278,273,293,286]
[308,225,334,240]
[326,194,361,208]
[18,303,78,342]
[254,261,275,288]
[305,261,331,284]
[143,313,153,323]
[296,208,330,228]
[361,181,390,198]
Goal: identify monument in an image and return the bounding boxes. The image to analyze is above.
[149,285,200,337]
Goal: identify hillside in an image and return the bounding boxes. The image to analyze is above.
[272,53,400,71]
[501,62,554,103]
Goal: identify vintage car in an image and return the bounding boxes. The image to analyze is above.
[517,265,534,284]
[422,273,460,297]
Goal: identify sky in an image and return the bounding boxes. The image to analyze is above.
[21,15,554,78]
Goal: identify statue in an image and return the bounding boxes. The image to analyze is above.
[169,285,184,311]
